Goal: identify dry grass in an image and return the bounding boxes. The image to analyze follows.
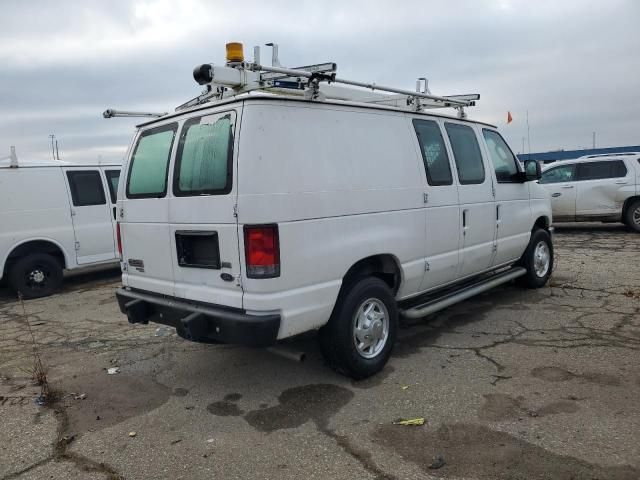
[18,293,52,405]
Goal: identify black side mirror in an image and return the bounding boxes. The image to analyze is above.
[524,160,541,181]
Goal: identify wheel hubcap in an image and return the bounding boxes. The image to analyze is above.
[26,268,49,289]
[353,298,389,359]
[633,206,640,227]
[533,241,550,278]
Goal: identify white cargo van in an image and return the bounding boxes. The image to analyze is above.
[539,153,640,231]
[116,45,553,378]
[0,150,121,298]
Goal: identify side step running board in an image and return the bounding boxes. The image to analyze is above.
[400,267,527,319]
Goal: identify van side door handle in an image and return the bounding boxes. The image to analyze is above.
[551,192,561,197]
[615,180,627,185]
[561,185,574,189]
[462,209,469,235]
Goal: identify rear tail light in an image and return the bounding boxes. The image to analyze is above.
[244,225,280,278]
[116,222,123,259]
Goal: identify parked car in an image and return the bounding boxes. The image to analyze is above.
[539,153,640,231]
[116,50,553,378]
[0,156,121,298]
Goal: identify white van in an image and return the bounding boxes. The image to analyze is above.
[539,153,640,231]
[115,47,553,378]
[0,153,121,298]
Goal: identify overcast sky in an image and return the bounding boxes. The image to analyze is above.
[1,0,639,162]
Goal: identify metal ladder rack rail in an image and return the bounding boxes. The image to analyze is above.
[179,44,480,118]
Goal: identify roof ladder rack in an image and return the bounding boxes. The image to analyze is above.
[0,146,18,168]
[176,42,480,119]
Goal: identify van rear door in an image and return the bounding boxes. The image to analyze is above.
[121,123,178,296]
[168,110,242,308]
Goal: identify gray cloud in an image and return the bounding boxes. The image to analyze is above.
[2,0,639,161]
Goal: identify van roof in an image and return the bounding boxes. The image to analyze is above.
[0,158,122,169]
[136,93,498,130]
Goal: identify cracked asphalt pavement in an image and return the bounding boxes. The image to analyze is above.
[1,223,639,479]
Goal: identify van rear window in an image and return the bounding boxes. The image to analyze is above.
[174,113,234,196]
[126,123,177,198]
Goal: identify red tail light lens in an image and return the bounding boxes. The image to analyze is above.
[116,222,123,259]
[244,225,280,278]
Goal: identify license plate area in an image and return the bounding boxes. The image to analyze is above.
[175,231,220,269]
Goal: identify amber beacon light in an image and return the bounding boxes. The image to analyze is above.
[225,42,244,63]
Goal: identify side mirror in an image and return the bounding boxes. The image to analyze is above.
[524,160,541,181]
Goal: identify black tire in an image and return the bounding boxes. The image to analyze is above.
[623,199,640,233]
[7,254,63,299]
[517,228,553,289]
[319,277,398,379]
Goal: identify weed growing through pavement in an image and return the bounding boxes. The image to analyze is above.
[18,292,52,405]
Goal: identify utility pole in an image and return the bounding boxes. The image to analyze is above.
[55,140,60,160]
[592,131,596,149]
[49,134,55,161]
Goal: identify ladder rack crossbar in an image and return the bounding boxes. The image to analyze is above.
[253,63,472,107]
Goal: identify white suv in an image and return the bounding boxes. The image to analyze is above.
[115,48,553,378]
[539,153,640,232]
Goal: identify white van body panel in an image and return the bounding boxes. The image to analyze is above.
[237,101,425,337]
[117,95,552,342]
[0,161,121,282]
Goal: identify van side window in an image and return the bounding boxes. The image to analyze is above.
[445,123,485,184]
[105,170,120,203]
[412,119,453,186]
[66,171,106,206]
[482,129,519,182]
[127,123,177,198]
[174,113,233,196]
[539,164,575,184]
[576,160,627,181]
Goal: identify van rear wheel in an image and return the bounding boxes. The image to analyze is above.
[8,254,63,299]
[319,277,397,379]
[624,199,640,233]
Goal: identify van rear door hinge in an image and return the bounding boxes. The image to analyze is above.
[233,204,238,218]
[424,260,430,271]
[74,241,80,251]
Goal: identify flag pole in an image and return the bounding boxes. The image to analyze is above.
[526,110,531,154]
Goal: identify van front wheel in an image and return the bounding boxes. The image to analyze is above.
[517,228,553,289]
[319,277,397,379]
[8,254,63,299]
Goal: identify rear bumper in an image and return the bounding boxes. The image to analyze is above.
[116,288,280,347]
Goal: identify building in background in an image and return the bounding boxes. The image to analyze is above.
[517,145,640,164]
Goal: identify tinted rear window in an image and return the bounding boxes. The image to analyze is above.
[174,113,234,196]
[445,123,485,184]
[576,160,627,181]
[66,171,106,206]
[105,170,120,203]
[127,123,177,198]
[412,119,452,186]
